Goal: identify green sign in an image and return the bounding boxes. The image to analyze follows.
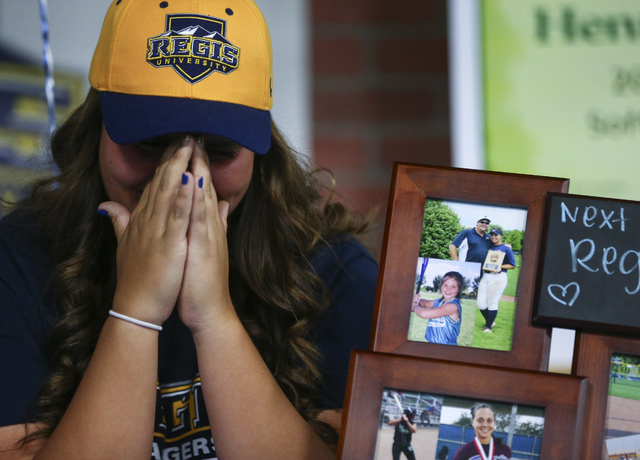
[483,0,640,200]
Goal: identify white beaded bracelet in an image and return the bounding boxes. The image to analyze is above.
[108,310,163,331]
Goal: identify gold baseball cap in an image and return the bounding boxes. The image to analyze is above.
[89,0,273,153]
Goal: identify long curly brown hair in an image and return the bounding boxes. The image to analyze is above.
[18,88,372,446]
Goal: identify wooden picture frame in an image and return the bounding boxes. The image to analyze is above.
[338,351,587,460]
[572,332,640,459]
[371,163,569,371]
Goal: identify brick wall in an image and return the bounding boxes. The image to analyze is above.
[311,0,451,257]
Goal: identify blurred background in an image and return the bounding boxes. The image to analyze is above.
[2,0,638,373]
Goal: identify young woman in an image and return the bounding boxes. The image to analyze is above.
[453,403,512,460]
[412,271,464,346]
[388,409,418,460]
[0,1,378,458]
[477,228,516,333]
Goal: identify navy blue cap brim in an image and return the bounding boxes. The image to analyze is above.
[98,92,272,154]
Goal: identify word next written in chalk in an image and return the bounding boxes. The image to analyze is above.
[561,202,628,231]
[561,201,640,295]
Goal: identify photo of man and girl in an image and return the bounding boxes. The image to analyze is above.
[408,199,527,351]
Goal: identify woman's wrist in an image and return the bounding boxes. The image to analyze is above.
[184,299,239,338]
[190,311,245,357]
[111,292,173,326]
[109,310,163,331]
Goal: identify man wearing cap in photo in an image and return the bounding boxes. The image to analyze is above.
[449,216,493,263]
[476,228,517,333]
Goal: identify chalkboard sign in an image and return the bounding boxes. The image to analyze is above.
[533,193,640,335]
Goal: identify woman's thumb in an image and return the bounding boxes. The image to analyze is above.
[218,200,230,232]
[97,202,131,241]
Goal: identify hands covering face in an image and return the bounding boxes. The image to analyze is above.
[99,135,232,331]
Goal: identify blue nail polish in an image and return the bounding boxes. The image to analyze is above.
[182,173,189,185]
[198,177,203,188]
[97,209,109,217]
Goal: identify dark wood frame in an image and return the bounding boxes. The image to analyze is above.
[338,351,587,460]
[370,163,569,371]
[572,332,640,459]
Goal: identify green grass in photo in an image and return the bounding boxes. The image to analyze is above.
[502,254,521,298]
[470,299,515,351]
[609,379,640,401]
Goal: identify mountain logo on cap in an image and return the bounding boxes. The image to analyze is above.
[147,14,240,84]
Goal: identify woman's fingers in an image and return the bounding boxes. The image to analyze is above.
[166,170,195,239]
[189,136,210,182]
[177,137,233,330]
[132,136,198,242]
[187,138,210,240]
[143,135,196,221]
[218,201,230,232]
[105,136,200,323]
[98,201,131,242]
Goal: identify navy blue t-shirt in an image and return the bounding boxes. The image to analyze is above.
[451,228,492,263]
[0,208,378,452]
[0,210,57,427]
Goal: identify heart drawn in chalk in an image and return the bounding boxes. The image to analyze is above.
[547,282,580,307]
